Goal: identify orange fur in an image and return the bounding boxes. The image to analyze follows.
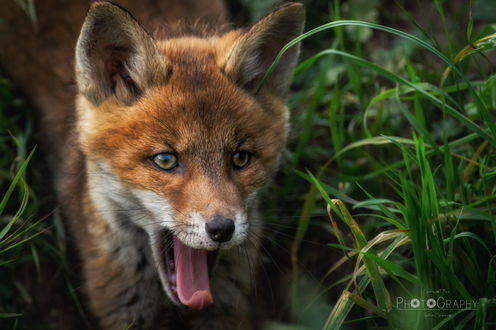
[0,1,304,328]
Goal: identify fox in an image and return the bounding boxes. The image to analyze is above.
[0,0,305,328]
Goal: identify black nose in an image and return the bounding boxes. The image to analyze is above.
[205,216,235,243]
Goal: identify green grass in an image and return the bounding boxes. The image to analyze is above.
[0,76,80,328]
[0,77,42,324]
[2,0,496,329]
[263,0,496,329]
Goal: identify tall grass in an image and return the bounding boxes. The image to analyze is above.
[0,76,73,328]
[0,76,40,325]
[263,0,496,329]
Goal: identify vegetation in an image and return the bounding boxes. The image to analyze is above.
[263,0,496,328]
[1,0,496,329]
[0,76,84,328]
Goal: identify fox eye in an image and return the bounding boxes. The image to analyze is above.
[152,153,178,171]
[232,151,250,169]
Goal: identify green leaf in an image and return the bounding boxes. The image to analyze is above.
[0,146,35,217]
[0,313,22,318]
[362,251,421,286]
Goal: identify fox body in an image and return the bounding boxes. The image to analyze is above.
[0,1,304,329]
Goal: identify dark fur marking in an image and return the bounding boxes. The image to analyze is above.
[125,292,139,307]
[114,287,130,300]
[217,257,231,269]
[100,292,138,318]
[95,272,121,291]
[135,249,148,272]
[137,316,146,327]
[111,246,121,257]
[228,276,243,291]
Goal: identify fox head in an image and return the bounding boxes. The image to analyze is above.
[75,1,304,309]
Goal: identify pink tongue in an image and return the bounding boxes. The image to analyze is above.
[173,237,213,309]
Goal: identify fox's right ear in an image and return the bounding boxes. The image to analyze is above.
[223,3,305,98]
[75,2,167,106]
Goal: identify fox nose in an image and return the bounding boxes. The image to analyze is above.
[205,216,235,243]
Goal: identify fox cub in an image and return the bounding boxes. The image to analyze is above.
[1,0,304,328]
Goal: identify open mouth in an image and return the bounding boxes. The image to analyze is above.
[154,229,218,310]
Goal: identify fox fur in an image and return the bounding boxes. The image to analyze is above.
[0,1,305,329]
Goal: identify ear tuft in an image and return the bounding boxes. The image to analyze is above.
[75,1,168,105]
[224,2,305,97]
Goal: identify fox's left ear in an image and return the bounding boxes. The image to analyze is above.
[75,2,168,106]
[224,3,305,97]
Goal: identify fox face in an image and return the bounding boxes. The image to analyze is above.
[75,1,304,312]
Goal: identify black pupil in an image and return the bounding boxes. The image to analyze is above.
[234,152,248,167]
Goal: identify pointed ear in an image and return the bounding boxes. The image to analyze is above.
[224,3,305,97]
[75,2,168,105]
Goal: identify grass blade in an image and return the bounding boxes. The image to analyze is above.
[0,146,35,216]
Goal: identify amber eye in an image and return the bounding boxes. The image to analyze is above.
[232,151,250,169]
[152,153,178,171]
